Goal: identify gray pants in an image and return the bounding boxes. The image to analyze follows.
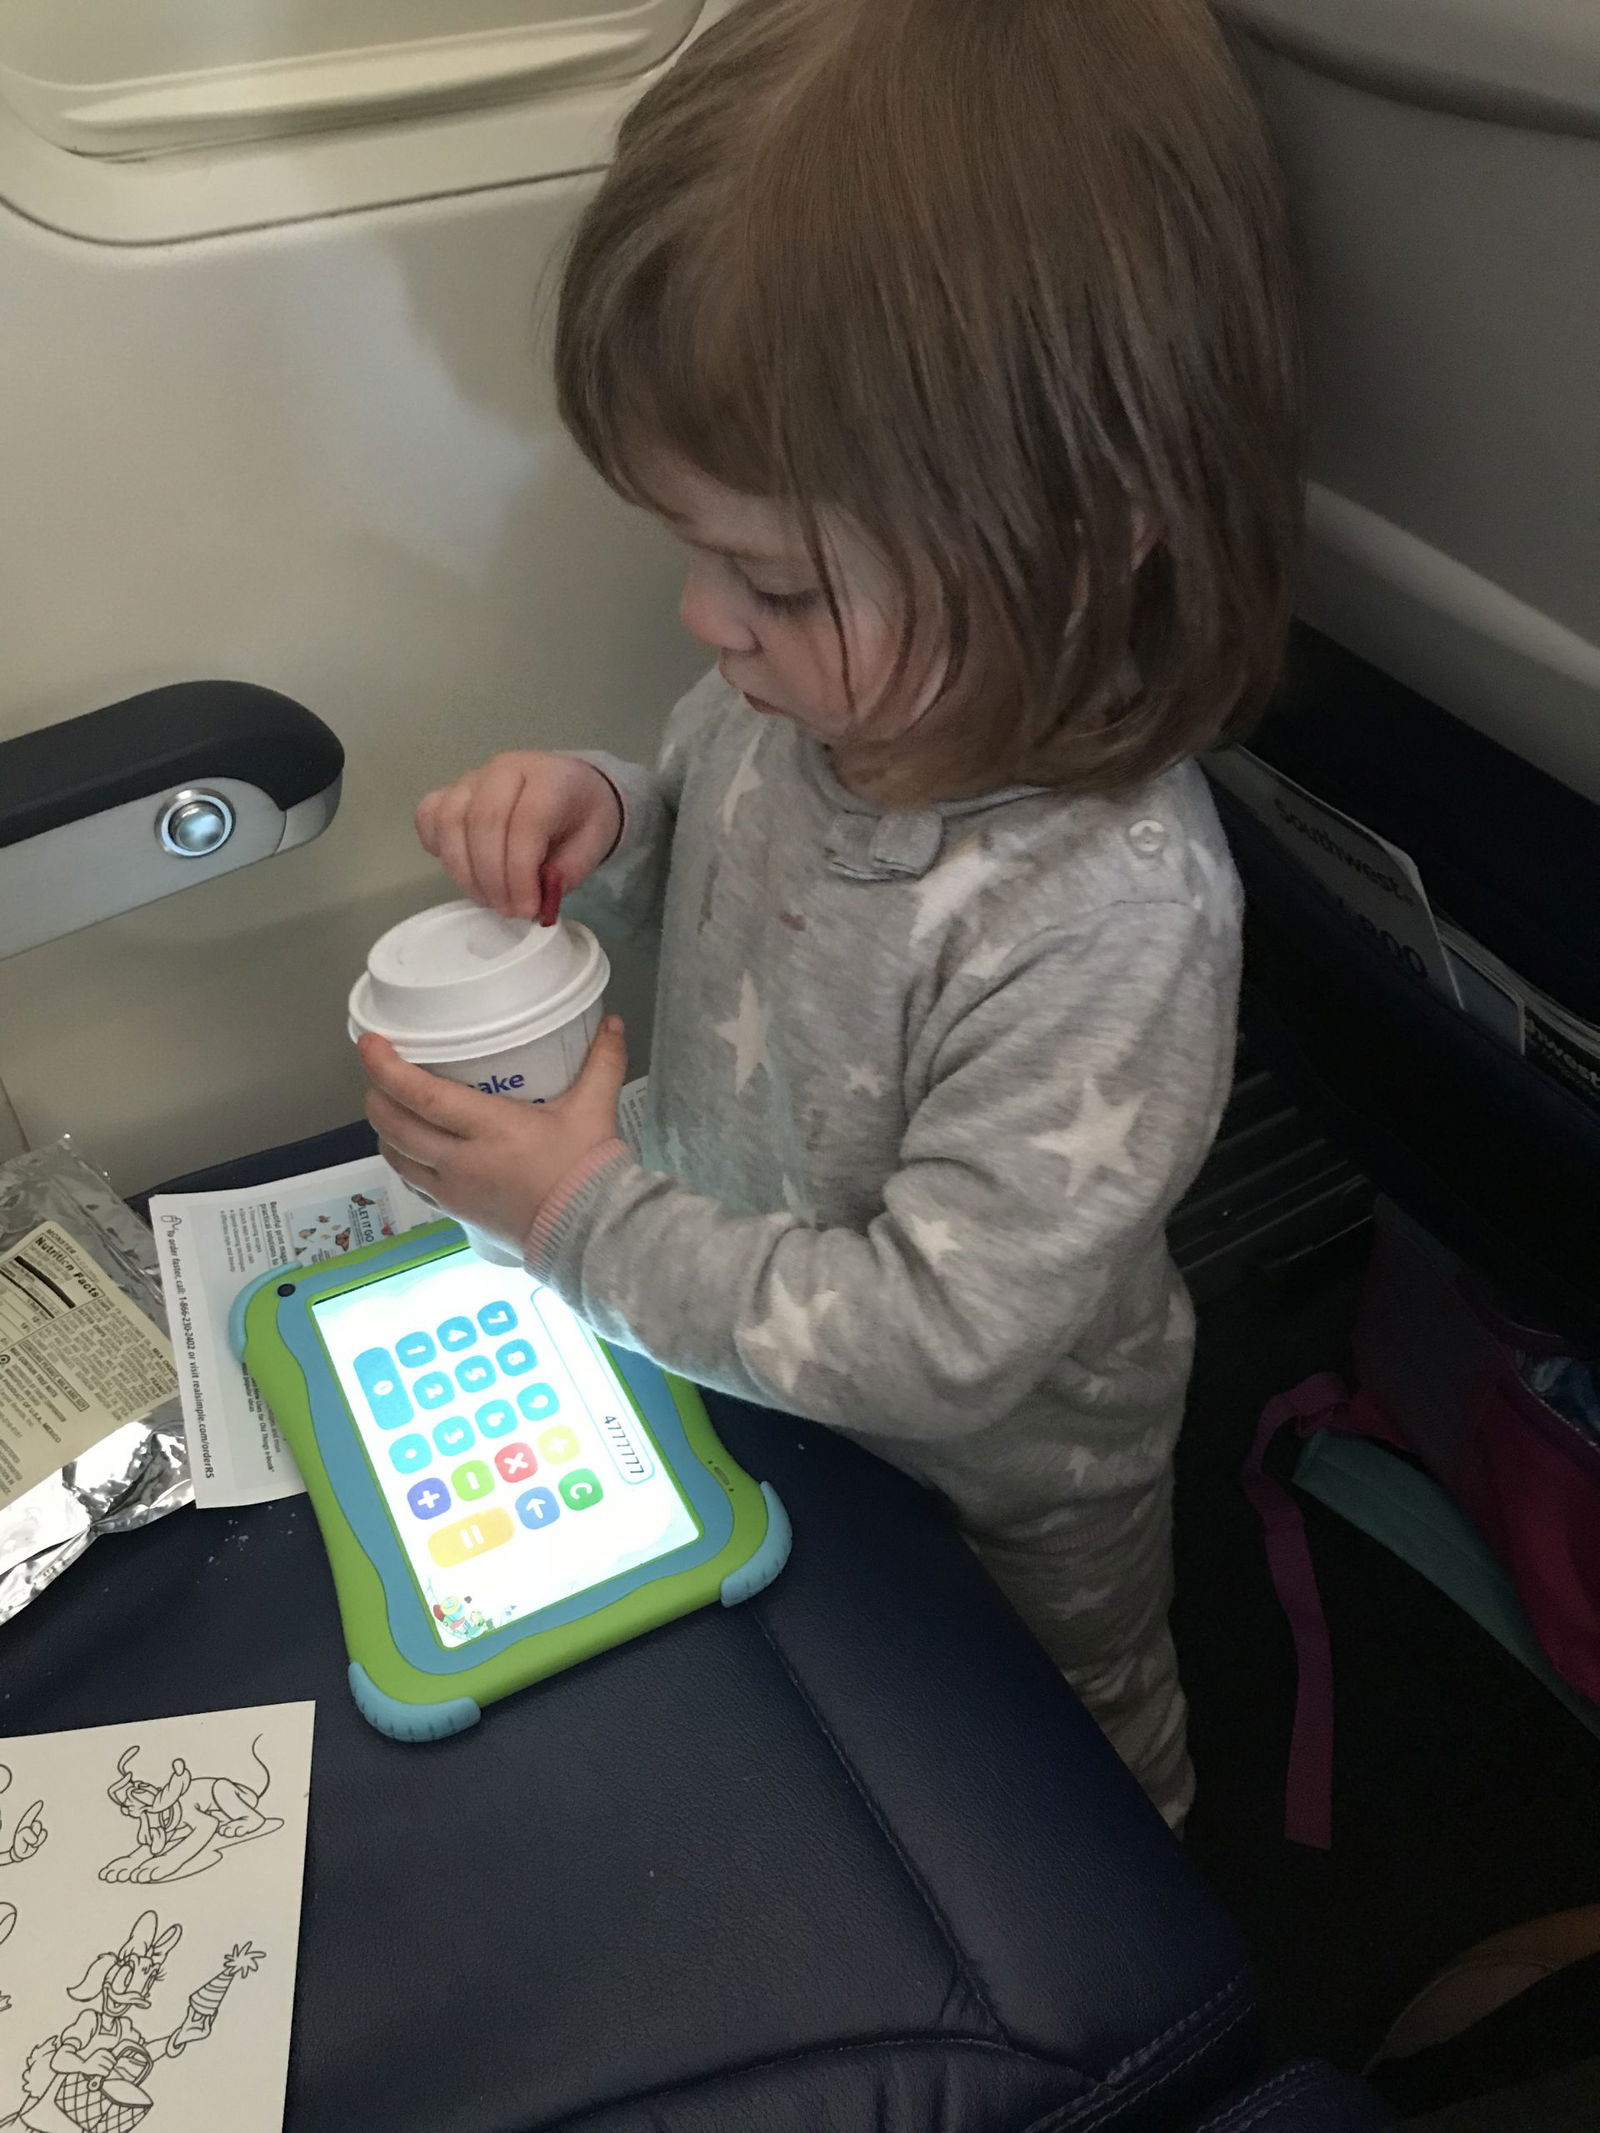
[966,1475,1193,1830]
[843,1416,1193,1829]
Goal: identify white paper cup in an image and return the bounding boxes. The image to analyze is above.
[350,900,610,1266]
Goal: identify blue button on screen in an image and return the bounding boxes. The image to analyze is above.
[496,1339,537,1376]
[413,1372,454,1411]
[456,1358,495,1394]
[437,1317,477,1352]
[478,1301,517,1335]
[355,1349,412,1430]
[396,1332,436,1369]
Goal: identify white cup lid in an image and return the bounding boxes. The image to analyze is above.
[349,901,608,1062]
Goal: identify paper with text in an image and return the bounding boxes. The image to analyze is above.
[1209,748,1460,1002]
[0,1223,178,1511]
[151,1158,436,1508]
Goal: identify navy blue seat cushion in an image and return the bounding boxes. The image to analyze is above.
[1194,2063,1395,2131]
[0,1132,1269,2131]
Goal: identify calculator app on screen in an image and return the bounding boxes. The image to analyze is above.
[311,1249,699,1647]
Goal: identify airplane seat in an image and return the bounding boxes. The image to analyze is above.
[0,1124,1401,2132]
[1212,0,1600,1344]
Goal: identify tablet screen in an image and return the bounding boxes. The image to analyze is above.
[311,1247,699,1648]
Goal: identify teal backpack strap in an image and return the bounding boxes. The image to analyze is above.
[1295,1434,1600,1750]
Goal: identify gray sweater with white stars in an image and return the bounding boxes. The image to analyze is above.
[531,669,1242,1533]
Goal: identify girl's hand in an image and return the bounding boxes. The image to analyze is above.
[416,753,623,921]
[361,1020,628,1253]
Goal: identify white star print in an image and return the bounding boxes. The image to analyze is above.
[844,1063,887,1098]
[1108,1313,1162,1367]
[1187,839,1237,938]
[715,974,769,1093]
[1052,1435,1168,1496]
[720,735,764,832]
[660,1123,690,1176]
[1031,1077,1146,1191]
[742,1274,837,1397]
[1049,1579,1119,1621]
[904,1213,962,1270]
[960,935,1019,985]
[1060,1445,1105,1488]
[781,1175,811,1219]
[1098,1436,1173,1487]
[1107,1293,1190,1367]
[910,837,1029,944]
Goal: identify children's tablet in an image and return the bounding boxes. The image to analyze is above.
[233,1222,789,1741]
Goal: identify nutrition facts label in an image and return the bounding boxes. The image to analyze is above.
[0,1219,179,1507]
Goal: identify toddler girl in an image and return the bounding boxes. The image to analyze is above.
[362,0,1300,1826]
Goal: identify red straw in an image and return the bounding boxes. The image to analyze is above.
[537,863,564,929]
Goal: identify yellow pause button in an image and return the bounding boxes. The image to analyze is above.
[427,1508,513,1567]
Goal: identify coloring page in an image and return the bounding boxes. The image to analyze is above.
[0,1702,312,2133]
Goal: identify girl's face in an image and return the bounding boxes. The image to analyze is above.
[645,456,944,751]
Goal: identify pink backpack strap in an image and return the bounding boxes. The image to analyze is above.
[1241,1376,1409,1848]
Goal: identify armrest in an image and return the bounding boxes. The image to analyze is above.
[0,681,342,958]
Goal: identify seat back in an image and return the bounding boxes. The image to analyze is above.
[1221,0,1600,803]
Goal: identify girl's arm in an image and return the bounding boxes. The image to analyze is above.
[529,900,1234,1441]
[412,670,723,936]
[559,669,725,945]
[553,750,669,946]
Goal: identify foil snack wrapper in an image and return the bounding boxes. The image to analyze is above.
[0,1138,191,1626]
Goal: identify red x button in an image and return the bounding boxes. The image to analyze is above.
[494,1442,538,1484]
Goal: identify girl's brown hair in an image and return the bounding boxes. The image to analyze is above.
[556,0,1301,799]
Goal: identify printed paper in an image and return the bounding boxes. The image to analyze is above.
[0,1224,179,1511]
[1208,748,1461,1002]
[150,1158,436,1509]
[0,1700,313,2133]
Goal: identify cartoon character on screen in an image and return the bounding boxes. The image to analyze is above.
[2,1911,264,2132]
[432,1594,491,1642]
[100,1739,281,1885]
